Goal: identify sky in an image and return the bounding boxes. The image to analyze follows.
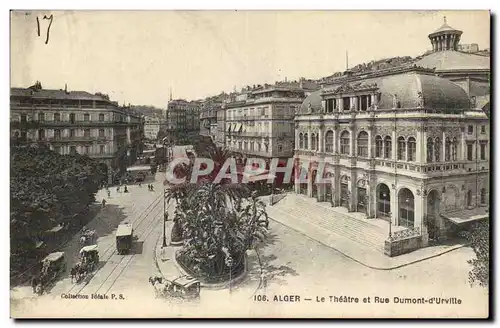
[10,10,490,108]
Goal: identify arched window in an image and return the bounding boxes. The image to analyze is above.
[304,133,308,149]
[311,133,316,150]
[407,137,416,162]
[357,131,368,157]
[316,134,319,151]
[480,188,487,204]
[299,133,304,149]
[325,131,334,152]
[452,138,458,161]
[384,136,392,159]
[398,188,415,228]
[397,136,406,161]
[375,136,383,158]
[434,137,441,162]
[340,131,350,155]
[427,138,434,162]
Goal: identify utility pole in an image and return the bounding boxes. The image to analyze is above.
[162,189,168,247]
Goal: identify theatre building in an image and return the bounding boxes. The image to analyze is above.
[294,66,489,252]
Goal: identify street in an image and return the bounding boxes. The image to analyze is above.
[10,168,488,318]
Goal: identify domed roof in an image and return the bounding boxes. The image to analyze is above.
[415,50,490,72]
[300,90,323,113]
[373,72,471,111]
[302,71,471,113]
[429,17,462,37]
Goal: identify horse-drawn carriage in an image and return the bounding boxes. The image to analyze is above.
[70,245,99,283]
[32,252,66,295]
[148,275,200,300]
[80,227,98,246]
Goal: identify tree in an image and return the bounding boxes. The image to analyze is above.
[176,184,269,282]
[10,145,101,279]
[462,220,489,287]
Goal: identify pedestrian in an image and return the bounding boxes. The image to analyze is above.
[102,198,107,208]
[117,186,120,193]
[150,184,154,191]
[138,182,142,188]
[107,190,111,198]
[124,186,129,193]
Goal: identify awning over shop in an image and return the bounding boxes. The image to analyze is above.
[227,124,232,132]
[441,207,489,224]
[236,124,242,132]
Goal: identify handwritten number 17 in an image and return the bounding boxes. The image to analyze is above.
[36,15,53,44]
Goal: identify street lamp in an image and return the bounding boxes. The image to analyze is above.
[226,256,233,294]
[162,189,168,248]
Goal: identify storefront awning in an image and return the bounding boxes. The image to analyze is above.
[236,124,242,132]
[441,207,489,224]
[227,124,232,132]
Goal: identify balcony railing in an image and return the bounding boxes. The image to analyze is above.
[10,120,138,128]
[36,136,110,143]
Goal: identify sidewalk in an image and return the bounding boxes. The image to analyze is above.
[264,194,465,270]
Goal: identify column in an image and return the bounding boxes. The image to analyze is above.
[348,174,355,212]
[294,159,300,194]
[318,128,324,153]
[294,129,299,150]
[442,130,446,161]
[370,94,376,108]
[333,128,338,153]
[367,128,372,158]
[351,97,358,111]
[307,168,313,198]
[308,131,312,151]
[416,128,422,163]
[390,185,397,227]
[333,167,341,206]
[461,128,466,160]
[391,128,397,161]
[338,98,343,112]
[420,193,429,247]
[349,126,355,156]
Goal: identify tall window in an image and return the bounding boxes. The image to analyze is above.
[299,133,304,149]
[325,131,334,152]
[452,138,458,161]
[38,129,45,140]
[315,134,319,151]
[69,129,75,137]
[99,145,105,154]
[70,146,77,154]
[343,97,350,111]
[480,188,487,204]
[38,113,45,121]
[468,125,473,135]
[467,143,473,161]
[384,136,392,159]
[311,133,317,151]
[99,113,105,122]
[398,188,415,228]
[434,137,441,162]
[397,137,406,161]
[70,113,75,124]
[84,146,90,154]
[357,131,368,157]
[54,129,61,140]
[304,133,309,149]
[84,113,90,121]
[407,137,416,162]
[466,190,472,207]
[427,138,434,162]
[99,129,105,137]
[375,136,383,158]
[84,129,91,138]
[445,138,451,161]
[480,143,486,160]
[54,113,60,121]
[340,131,350,155]
[20,115,27,123]
[481,125,486,134]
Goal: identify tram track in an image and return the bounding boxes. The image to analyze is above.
[63,191,165,297]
